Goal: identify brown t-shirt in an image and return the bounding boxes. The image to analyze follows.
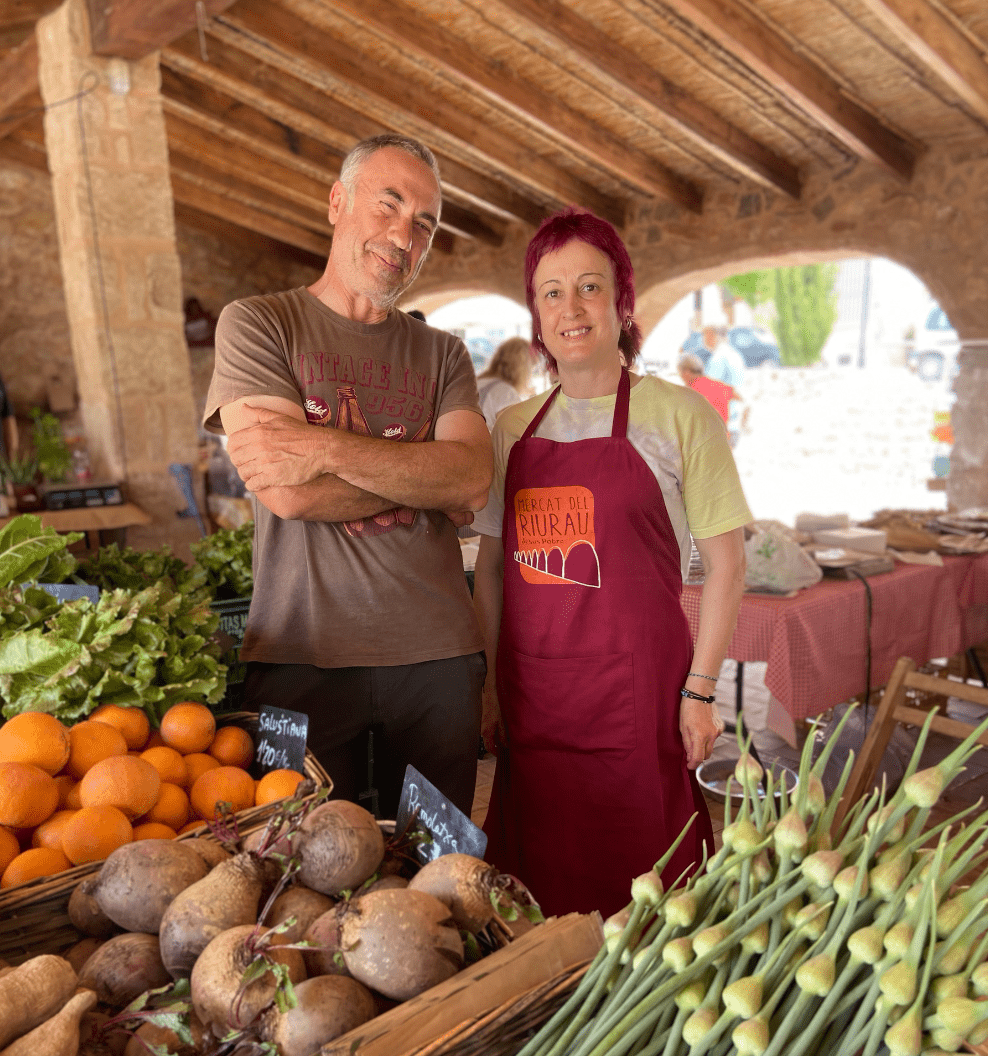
[204,287,484,668]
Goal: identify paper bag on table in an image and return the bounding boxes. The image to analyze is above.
[744,528,823,594]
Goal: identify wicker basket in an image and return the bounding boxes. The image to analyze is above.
[405,962,591,1056]
[0,712,332,965]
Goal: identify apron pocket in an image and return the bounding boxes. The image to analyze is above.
[500,649,637,754]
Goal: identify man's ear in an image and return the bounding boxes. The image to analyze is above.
[328,180,346,225]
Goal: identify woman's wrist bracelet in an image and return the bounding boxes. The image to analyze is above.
[686,671,718,682]
[680,687,716,704]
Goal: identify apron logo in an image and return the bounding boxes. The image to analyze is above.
[513,486,599,587]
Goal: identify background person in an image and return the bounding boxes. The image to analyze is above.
[471,208,751,918]
[475,337,534,431]
[204,133,493,820]
[703,325,746,446]
[677,350,738,429]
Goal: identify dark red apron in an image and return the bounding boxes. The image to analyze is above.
[483,369,713,918]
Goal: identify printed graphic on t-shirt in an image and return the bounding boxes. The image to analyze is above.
[513,485,600,587]
[303,378,432,538]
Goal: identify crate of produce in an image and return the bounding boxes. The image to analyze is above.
[0,710,332,965]
[210,594,252,648]
[320,911,603,1056]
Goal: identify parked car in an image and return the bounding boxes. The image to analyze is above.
[908,304,959,384]
[681,326,783,369]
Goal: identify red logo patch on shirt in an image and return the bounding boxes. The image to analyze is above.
[382,423,406,440]
[304,396,331,424]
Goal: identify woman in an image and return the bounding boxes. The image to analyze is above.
[470,209,752,918]
[475,337,534,430]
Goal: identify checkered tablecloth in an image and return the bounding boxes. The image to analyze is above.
[680,553,988,720]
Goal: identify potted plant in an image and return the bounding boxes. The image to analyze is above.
[0,453,42,511]
[30,409,72,484]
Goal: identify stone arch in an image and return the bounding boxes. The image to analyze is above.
[401,284,527,318]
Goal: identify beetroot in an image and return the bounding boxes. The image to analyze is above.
[91,839,208,934]
[257,976,376,1056]
[340,888,463,1001]
[77,933,171,1008]
[294,801,384,896]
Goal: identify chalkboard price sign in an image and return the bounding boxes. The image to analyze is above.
[395,765,487,864]
[250,705,309,778]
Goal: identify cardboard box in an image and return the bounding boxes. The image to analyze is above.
[321,912,604,1056]
[811,526,888,554]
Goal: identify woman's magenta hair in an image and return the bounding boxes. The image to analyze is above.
[524,207,643,373]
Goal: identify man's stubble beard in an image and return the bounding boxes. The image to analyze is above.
[359,240,429,312]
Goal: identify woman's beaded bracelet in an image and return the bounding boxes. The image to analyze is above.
[680,687,716,704]
[686,671,718,682]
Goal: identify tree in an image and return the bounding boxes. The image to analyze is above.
[771,264,838,366]
[722,270,774,310]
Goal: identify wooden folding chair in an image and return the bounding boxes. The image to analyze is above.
[838,655,988,826]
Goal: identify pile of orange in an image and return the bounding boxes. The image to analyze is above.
[0,704,306,890]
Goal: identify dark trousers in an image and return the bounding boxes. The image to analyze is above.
[243,653,485,820]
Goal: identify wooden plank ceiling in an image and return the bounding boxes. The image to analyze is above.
[1,0,987,267]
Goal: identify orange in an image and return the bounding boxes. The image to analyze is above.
[89,705,151,752]
[0,712,70,775]
[1,846,72,888]
[53,774,76,809]
[182,753,220,789]
[0,762,59,828]
[178,820,208,835]
[132,822,178,841]
[31,809,78,851]
[159,703,216,755]
[61,806,133,865]
[254,769,306,806]
[208,726,254,769]
[79,756,161,821]
[65,780,83,810]
[190,766,255,820]
[140,746,188,786]
[0,826,19,876]
[144,730,167,750]
[143,782,190,831]
[66,721,128,779]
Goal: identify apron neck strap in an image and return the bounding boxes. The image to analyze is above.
[520,367,632,441]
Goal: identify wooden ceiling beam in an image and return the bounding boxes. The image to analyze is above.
[169,151,327,233]
[161,66,342,186]
[214,1,628,226]
[855,0,988,126]
[0,34,38,138]
[162,34,547,227]
[170,170,331,257]
[0,128,48,172]
[84,0,238,58]
[165,113,331,213]
[492,0,799,198]
[660,0,918,181]
[438,202,506,246]
[330,0,701,211]
[174,200,325,269]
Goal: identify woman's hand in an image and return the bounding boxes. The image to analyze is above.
[680,698,723,770]
[481,683,507,756]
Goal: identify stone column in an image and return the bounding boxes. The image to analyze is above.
[949,347,988,512]
[36,0,201,554]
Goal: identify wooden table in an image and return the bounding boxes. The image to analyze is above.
[681,553,988,721]
[0,503,153,551]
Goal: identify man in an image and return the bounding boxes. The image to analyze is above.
[677,351,736,428]
[203,134,493,819]
[702,326,746,447]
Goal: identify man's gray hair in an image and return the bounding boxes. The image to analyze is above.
[678,352,705,374]
[339,134,442,211]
